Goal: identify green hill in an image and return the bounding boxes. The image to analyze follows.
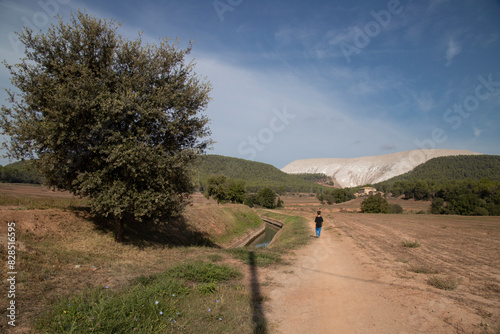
[378,155,500,185]
[2,156,329,193]
[0,161,42,184]
[374,155,500,216]
[194,154,328,193]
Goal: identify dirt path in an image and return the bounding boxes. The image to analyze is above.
[263,211,499,333]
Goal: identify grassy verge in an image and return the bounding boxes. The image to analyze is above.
[224,210,311,268]
[36,261,251,333]
[214,207,263,245]
[260,211,310,251]
[1,199,308,333]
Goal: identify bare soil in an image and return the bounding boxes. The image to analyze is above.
[261,204,500,333]
[0,183,74,198]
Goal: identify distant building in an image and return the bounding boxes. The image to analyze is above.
[356,187,382,197]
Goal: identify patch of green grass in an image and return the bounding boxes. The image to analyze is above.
[427,275,459,290]
[36,262,252,333]
[207,254,223,263]
[168,261,242,283]
[197,283,218,295]
[401,240,421,248]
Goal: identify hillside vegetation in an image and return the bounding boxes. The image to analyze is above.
[2,156,332,195]
[194,154,330,193]
[0,161,42,184]
[379,155,500,183]
[374,155,500,216]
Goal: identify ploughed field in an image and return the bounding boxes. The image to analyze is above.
[334,213,500,298]
[290,208,500,332]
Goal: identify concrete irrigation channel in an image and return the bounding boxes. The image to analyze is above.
[231,217,283,248]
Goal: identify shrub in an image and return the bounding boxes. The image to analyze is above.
[430,197,445,214]
[401,240,420,248]
[390,204,403,214]
[244,194,257,208]
[409,264,438,274]
[361,194,390,213]
[257,187,277,209]
[474,207,489,216]
[427,275,458,290]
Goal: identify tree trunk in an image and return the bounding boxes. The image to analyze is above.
[114,215,125,242]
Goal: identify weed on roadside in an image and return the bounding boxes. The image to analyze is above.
[168,261,242,283]
[408,264,439,274]
[427,275,459,290]
[401,240,421,248]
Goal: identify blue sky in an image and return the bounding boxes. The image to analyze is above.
[1,0,500,168]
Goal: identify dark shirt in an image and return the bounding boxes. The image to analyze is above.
[315,216,323,228]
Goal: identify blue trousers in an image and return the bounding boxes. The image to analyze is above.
[315,227,322,237]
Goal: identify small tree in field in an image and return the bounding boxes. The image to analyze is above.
[361,194,390,213]
[257,187,277,209]
[0,12,212,241]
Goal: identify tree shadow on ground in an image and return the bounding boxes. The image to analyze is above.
[248,251,268,334]
[70,206,218,249]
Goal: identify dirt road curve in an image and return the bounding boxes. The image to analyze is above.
[264,212,500,334]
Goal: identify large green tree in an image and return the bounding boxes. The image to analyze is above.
[0,12,212,241]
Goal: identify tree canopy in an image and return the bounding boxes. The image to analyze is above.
[0,12,212,240]
[360,194,390,214]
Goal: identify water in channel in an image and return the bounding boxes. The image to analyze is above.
[249,223,280,248]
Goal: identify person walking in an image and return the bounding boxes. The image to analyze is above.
[314,210,323,238]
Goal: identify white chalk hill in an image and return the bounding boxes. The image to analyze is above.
[281,149,482,188]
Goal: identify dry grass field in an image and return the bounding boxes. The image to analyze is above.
[1,184,499,333]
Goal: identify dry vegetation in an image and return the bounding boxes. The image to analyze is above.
[0,184,272,333]
[1,184,499,333]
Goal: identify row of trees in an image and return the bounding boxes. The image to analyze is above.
[376,178,500,216]
[316,188,356,205]
[0,164,42,184]
[204,175,282,209]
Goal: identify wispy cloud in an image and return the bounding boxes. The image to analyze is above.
[411,91,435,112]
[445,39,462,66]
[473,127,482,138]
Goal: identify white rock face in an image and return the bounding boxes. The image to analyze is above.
[281,149,482,188]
